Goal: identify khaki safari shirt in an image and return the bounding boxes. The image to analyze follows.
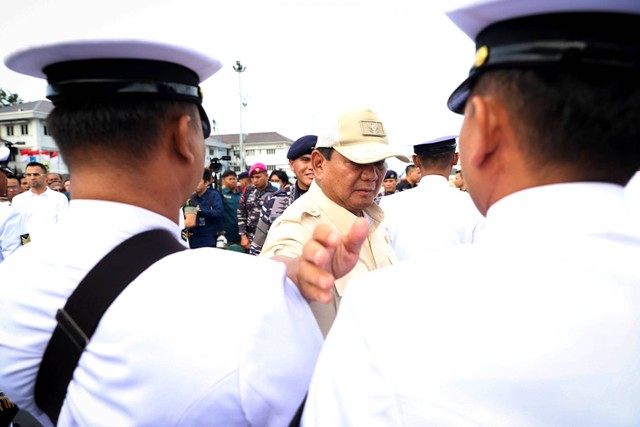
[260,181,397,336]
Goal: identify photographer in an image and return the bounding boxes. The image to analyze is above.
[207,156,231,192]
[220,169,241,246]
[185,168,223,249]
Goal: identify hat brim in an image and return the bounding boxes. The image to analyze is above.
[5,39,223,82]
[447,74,474,115]
[334,143,410,164]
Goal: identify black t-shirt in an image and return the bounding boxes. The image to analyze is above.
[396,180,416,192]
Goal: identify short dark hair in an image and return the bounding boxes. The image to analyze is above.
[47,100,199,169]
[475,68,640,184]
[405,164,416,174]
[26,161,47,174]
[221,169,237,179]
[416,151,455,170]
[270,169,291,185]
[315,147,334,160]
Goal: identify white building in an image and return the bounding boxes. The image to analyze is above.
[1,101,296,180]
[217,132,293,178]
[0,100,65,174]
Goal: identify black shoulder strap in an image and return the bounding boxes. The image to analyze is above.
[288,394,307,427]
[34,229,186,424]
[0,391,20,427]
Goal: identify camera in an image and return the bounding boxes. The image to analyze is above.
[209,158,222,173]
[209,156,231,173]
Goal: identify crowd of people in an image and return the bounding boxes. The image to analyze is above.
[1,0,640,425]
[1,162,71,260]
[179,133,471,260]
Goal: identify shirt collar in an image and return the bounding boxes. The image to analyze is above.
[479,182,629,243]
[307,180,385,223]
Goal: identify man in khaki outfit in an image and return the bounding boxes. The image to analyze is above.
[260,108,408,336]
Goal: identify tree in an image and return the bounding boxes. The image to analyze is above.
[0,88,22,107]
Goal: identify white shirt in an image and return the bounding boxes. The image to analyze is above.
[0,202,26,262]
[379,174,483,261]
[302,183,640,426]
[11,187,69,242]
[0,199,322,427]
[626,171,640,226]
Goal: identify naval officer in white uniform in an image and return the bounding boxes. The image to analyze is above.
[379,135,483,261]
[0,38,366,427]
[301,0,640,425]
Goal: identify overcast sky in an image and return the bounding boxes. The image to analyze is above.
[0,0,474,171]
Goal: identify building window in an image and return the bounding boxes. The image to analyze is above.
[266,149,275,155]
[20,124,28,135]
[267,165,277,171]
[246,149,255,156]
[6,125,14,136]
[44,125,49,135]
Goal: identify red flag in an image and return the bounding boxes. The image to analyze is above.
[20,148,30,162]
[41,150,50,162]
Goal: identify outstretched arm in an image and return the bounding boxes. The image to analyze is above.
[273,218,368,303]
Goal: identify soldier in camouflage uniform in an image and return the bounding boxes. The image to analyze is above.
[250,135,317,255]
[237,162,278,252]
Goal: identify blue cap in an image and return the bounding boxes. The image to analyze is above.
[238,171,249,179]
[287,135,317,160]
[384,170,398,180]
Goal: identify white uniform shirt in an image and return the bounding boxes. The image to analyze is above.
[379,175,483,261]
[0,200,322,427]
[0,202,26,262]
[302,183,640,426]
[11,187,69,242]
[626,170,640,226]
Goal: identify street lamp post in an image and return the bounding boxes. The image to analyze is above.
[233,60,246,172]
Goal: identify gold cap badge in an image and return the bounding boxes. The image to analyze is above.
[474,45,489,68]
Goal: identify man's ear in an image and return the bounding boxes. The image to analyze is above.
[172,114,198,164]
[412,154,422,169]
[465,95,502,169]
[311,150,325,176]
